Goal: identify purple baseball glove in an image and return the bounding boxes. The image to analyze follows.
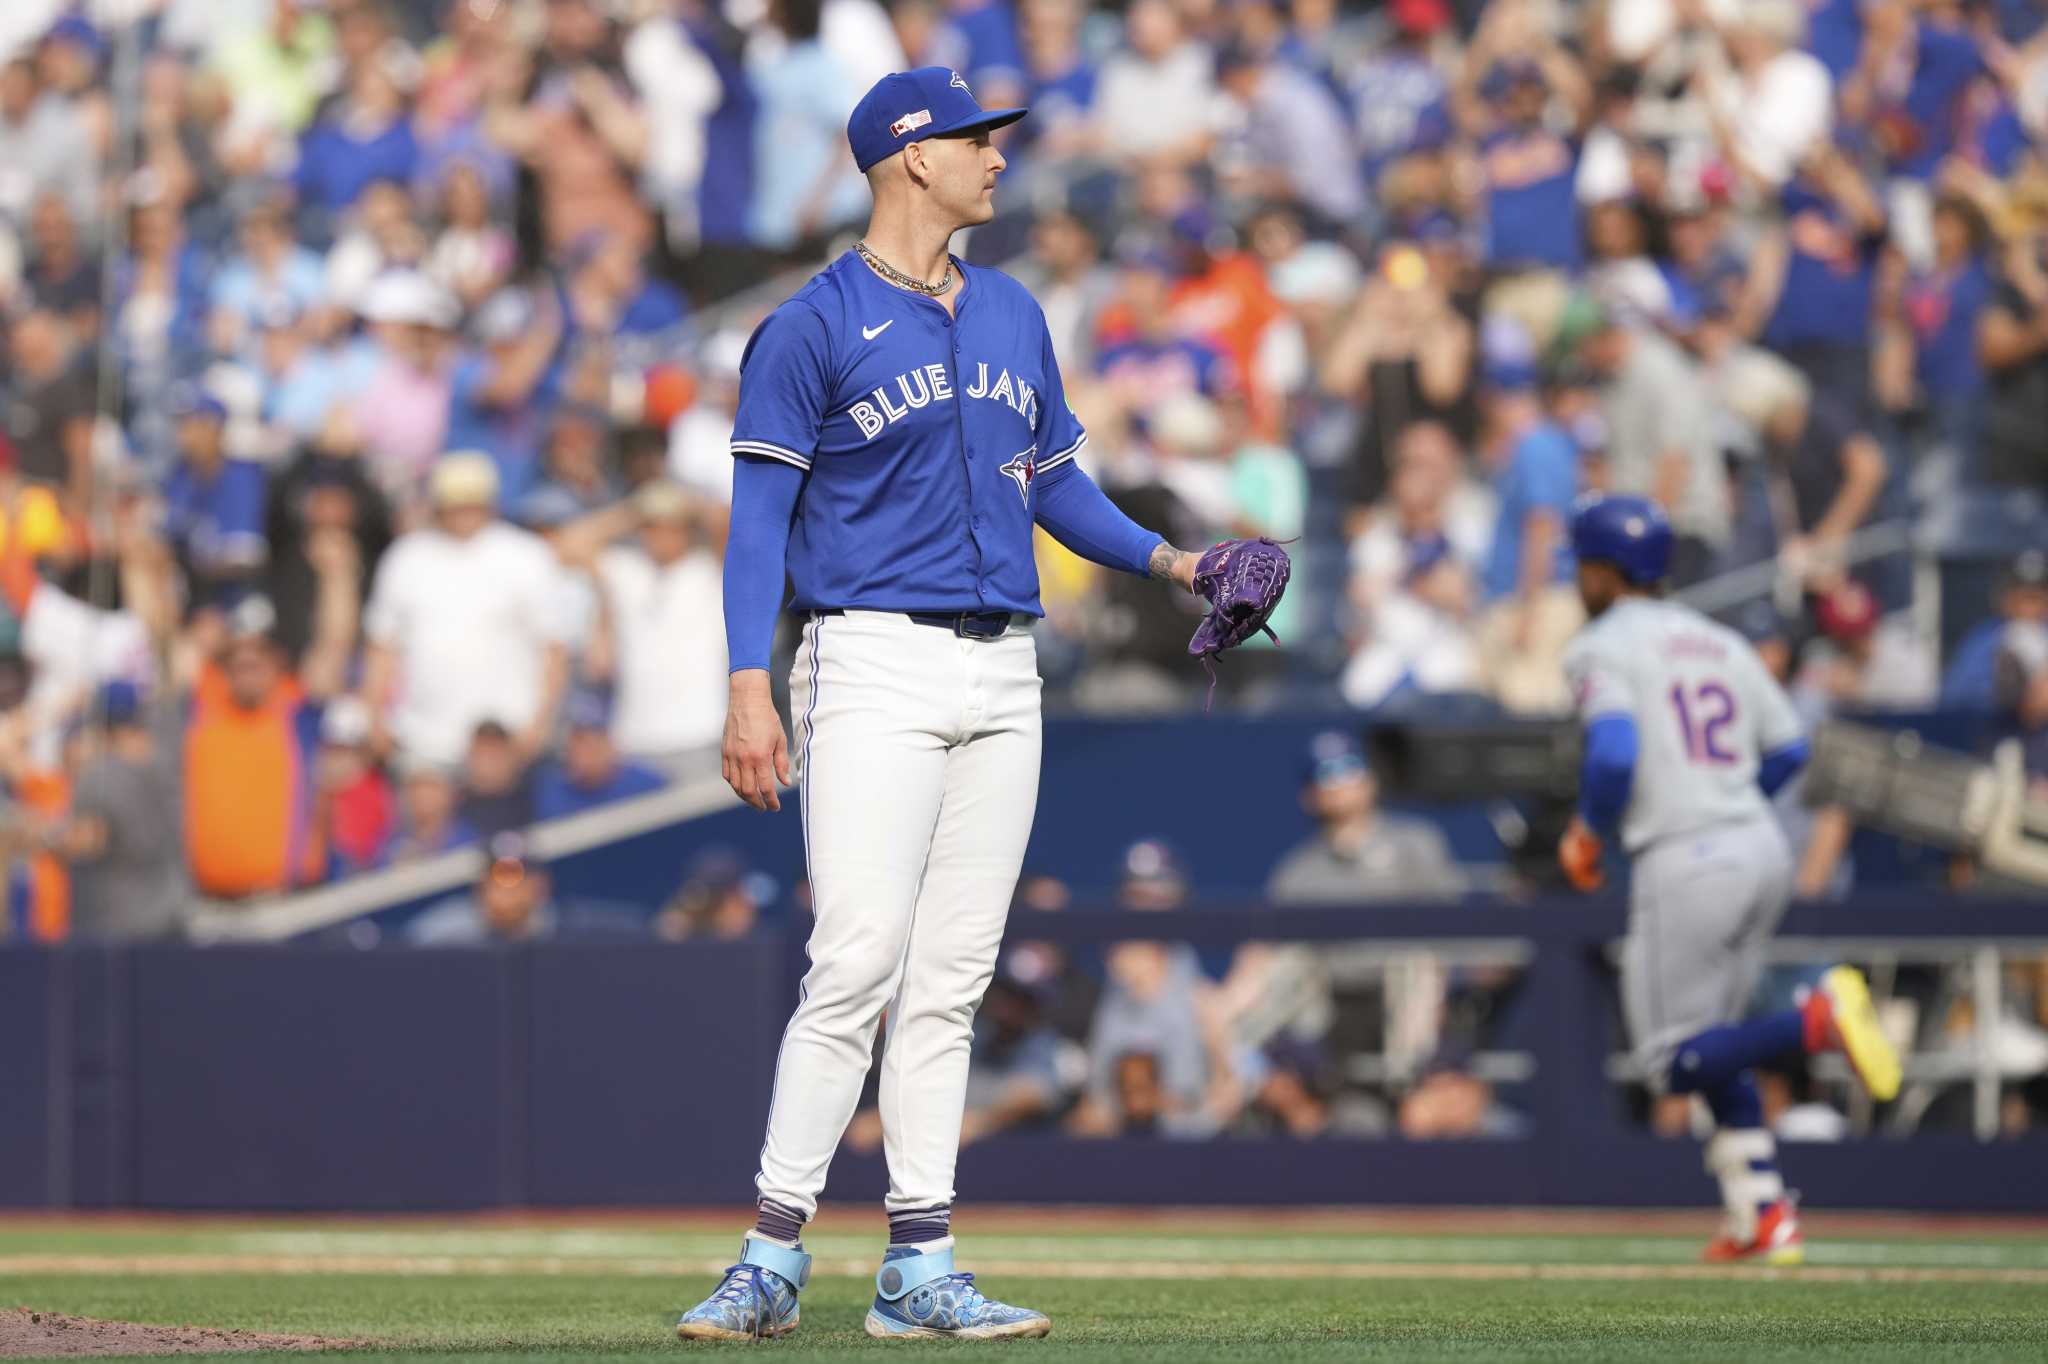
[1188,536,1292,666]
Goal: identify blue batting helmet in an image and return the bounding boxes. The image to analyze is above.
[1569,494,1672,585]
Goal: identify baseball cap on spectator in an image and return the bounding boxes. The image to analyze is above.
[1733,599,1787,647]
[169,383,228,424]
[429,451,500,509]
[226,594,280,643]
[485,830,543,881]
[2006,550,2048,592]
[321,695,373,748]
[1816,580,1878,644]
[360,271,458,329]
[44,16,105,64]
[1391,0,1451,35]
[513,485,583,531]
[474,288,536,345]
[563,685,613,734]
[633,479,692,523]
[1303,729,1369,788]
[1119,837,1186,895]
[95,679,142,729]
[397,751,459,782]
[845,66,1027,173]
[1718,348,1810,434]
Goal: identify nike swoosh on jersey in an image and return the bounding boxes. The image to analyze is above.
[862,320,894,341]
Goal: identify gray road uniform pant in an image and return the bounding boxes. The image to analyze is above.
[1622,815,1795,1090]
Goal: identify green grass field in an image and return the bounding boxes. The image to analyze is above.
[5,1210,2048,1362]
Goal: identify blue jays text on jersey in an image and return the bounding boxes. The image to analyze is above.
[728,250,1088,616]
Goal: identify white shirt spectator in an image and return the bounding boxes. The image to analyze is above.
[1708,46,1831,188]
[1093,42,1217,161]
[597,544,728,761]
[19,582,154,769]
[363,522,573,765]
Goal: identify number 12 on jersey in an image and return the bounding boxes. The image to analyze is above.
[1669,681,1737,764]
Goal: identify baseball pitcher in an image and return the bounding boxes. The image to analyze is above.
[676,68,1288,1341]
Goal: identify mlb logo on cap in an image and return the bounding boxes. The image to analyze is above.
[847,66,1028,172]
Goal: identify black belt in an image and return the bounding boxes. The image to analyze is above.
[810,608,1024,639]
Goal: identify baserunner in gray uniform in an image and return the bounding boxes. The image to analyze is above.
[1555,495,1902,1264]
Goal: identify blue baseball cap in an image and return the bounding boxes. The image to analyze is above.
[1303,730,1369,787]
[846,67,1026,173]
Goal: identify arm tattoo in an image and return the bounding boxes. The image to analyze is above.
[1149,541,1193,591]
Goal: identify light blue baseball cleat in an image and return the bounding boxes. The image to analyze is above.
[675,1236,810,1342]
[864,1242,1051,1340]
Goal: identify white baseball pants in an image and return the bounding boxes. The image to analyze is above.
[756,610,1042,1219]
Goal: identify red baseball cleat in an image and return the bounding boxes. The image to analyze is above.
[1703,1197,1804,1265]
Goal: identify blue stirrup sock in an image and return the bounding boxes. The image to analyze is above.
[1666,1010,1804,1094]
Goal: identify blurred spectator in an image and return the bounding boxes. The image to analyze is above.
[1343,0,1453,195]
[263,421,392,666]
[958,956,1082,1142]
[406,830,642,945]
[5,306,95,499]
[310,696,391,879]
[746,0,865,250]
[656,846,771,943]
[1901,194,1994,476]
[1944,552,2048,709]
[460,719,536,844]
[1717,347,1891,593]
[1397,1047,1527,1139]
[1218,730,1463,1070]
[182,599,326,899]
[0,432,72,565]
[53,682,188,942]
[361,452,572,767]
[1069,840,1238,1137]
[163,386,268,608]
[1341,422,1489,708]
[1012,209,1114,375]
[24,191,100,329]
[444,287,565,504]
[1266,731,1463,904]
[1565,298,1727,585]
[1743,147,1886,415]
[424,159,515,310]
[1092,0,1218,167]
[1215,42,1363,231]
[352,270,459,500]
[386,754,474,863]
[1456,2,1591,281]
[294,53,421,226]
[1792,577,1936,713]
[209,195,327,361]
[0,54,97,231]
[533,687,664,819]
[1472,321,1581,713]
[577,480,728,774]
[1977,234,2048,494]
[1698,0,1833,191]
[1320,230,1476,508]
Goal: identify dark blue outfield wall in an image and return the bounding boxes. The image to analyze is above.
[5,899,2047,1212]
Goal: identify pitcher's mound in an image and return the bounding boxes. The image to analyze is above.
[2,1309,350,1357]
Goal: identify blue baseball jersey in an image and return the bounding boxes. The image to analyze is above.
[730,251,1088,615]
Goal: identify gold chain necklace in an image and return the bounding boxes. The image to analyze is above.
[855,240,952,296]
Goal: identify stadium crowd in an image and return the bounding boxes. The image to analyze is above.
[1,0,2047,952]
